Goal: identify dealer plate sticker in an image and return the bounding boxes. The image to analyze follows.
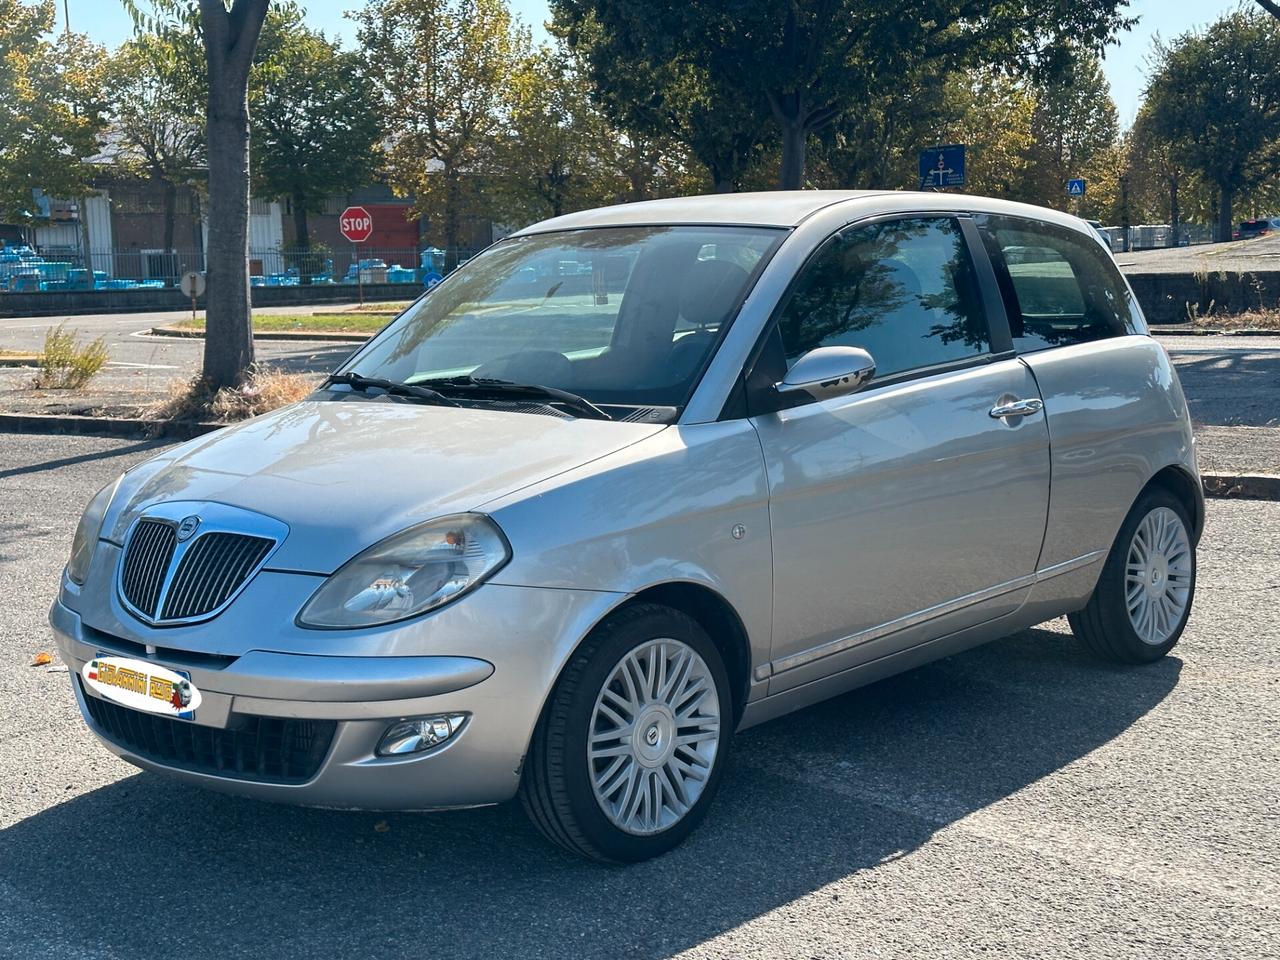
[82,655,201,720]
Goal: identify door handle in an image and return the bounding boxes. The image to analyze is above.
[989,398,1044,419]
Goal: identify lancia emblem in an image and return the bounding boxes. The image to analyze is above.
[176,515,202,541]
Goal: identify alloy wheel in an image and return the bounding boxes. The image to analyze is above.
[1125,506,1193,645]
[587,638,721,836]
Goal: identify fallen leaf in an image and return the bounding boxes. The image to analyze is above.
[373,820,390,833]
[31,652,53,666]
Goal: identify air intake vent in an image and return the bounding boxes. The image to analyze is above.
[160,533,275,621]
[119,520,178,618]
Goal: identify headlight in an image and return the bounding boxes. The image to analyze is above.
[297,514,510,629]
[67,476,122,585]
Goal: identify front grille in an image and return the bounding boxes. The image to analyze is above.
[119,518,275,625]
[160,533,274,621]
[120,520,177,618]
[80,680,335,784]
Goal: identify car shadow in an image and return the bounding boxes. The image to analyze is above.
[0,625,1180,960]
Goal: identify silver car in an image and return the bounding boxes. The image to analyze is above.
[53,192,1202,862]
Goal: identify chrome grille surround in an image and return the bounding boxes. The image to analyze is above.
[115,502,288,627]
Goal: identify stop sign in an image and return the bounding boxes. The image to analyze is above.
[339,205,373,243]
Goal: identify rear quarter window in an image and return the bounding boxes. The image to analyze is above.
[978,215,1145,354]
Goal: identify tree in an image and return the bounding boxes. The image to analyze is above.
[552,9,765,192]
[251,9,379,260]
[0,0,106,225]
[495,47,615,221]
[1020,51,1119,212]
[1129,105,1190,247]
[554,0,1132,189]
[356,0,526,271]
[1145,12,1280,242]
[1256,0,1280,21]
[130,0,272,389]
[103,32,205,265]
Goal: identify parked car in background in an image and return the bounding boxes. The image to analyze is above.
[53,191,1201,863]
[1238,218,1280,239]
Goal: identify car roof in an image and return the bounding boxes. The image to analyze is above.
[511,190,1099,237]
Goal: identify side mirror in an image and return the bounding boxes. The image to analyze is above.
[775,346,876,401]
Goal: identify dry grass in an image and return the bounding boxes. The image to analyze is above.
[1191,308,1280,331]
[32,324,108,388]
[150,366,317,423]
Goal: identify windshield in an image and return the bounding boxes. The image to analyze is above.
[340,225,784,415]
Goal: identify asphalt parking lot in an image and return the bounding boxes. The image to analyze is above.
[1,432,1277,959]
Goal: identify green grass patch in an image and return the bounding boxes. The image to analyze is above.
[175,313,393,334]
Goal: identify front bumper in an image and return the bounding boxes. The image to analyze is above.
[51,574,622,810]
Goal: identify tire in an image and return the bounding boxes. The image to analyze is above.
[519,603,732,863]
[1069,487,1196,664]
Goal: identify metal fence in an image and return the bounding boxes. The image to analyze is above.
[0,245,483,293]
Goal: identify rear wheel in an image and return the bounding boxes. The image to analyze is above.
[1069,488,1196,664]
[520,604,731,862]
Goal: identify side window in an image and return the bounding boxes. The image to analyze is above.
[775,217,991,380]
[978,215,1144,354]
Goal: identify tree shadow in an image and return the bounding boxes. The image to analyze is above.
[0,626,1180,960]
[1170,350,1280,426]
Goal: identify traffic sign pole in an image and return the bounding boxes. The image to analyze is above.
[338,206,374,306]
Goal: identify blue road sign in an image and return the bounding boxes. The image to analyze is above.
[1067,178,1086,197]
[919,145,966,189]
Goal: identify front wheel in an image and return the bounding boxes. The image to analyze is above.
[1069,487,1196,664]
[520,604,731,862]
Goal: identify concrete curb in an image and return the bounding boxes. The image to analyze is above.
[1151,327,1279,337]
[1201,473,1280,501]
[148,325,369,343]
[0,355,41,367]
[0,412,223,440]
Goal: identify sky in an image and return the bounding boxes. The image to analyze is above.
[56,0,1243,127]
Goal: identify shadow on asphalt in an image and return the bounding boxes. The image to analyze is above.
[0,439,167,481]
[1172,351,1280,426]
[265,344,360,377]
[1,627,1180,960]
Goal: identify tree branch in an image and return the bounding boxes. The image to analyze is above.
[1255,0,1280,21]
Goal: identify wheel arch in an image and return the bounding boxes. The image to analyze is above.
[1143,463,1205,544]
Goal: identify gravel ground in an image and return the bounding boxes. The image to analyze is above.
[1194,426,1280,475]
[0,433,1277,960]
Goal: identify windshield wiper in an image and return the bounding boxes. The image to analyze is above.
[326,372,459,407]
[414,375,611,421]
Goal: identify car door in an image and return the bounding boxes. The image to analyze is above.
[746,215,1051,694]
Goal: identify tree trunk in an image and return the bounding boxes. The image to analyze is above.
[1217,185,1233,244]
[778,119,806,190]
[162,179,177,286]
[443,170,460,273]
[199,0,268,391]
[202,88,254,388]
[1168,175,1180,249]
[292,188,312,285]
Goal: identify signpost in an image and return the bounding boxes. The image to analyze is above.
[1066,178,1086,197]
[918,145,966,190]
[339,205,373,305]
[179,270,205,326]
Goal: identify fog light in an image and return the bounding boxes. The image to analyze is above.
[376,714,469,756]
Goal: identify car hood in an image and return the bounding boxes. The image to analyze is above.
[104,400,665,573]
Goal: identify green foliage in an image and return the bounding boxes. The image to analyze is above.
[1145,10,1280,238]
[355,0,528,269]
[0,0,108,222]
[35,324,109,389]
[554,0,1133,189]
[251,8,380,246]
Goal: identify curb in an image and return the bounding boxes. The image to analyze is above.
[0,412,223,440]
[149,325,369,343]
[0,355,41,367]
[1201,472,1280,501]
[1151,327,1279,337]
